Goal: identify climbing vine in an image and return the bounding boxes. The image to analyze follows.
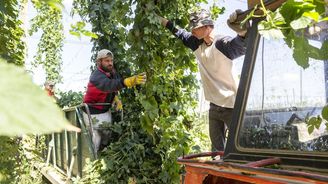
[29,0,64,83]
[1,1,67,183]
[56,90,84,108]
[0,0,26,65]
[0,136,44,184]
[72,0,216,183]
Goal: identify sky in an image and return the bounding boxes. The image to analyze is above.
[25,0,247,92]
[25,0,93,91]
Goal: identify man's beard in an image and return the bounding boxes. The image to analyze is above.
[100,64,113,73]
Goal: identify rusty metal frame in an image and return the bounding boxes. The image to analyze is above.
[178,154,328,183]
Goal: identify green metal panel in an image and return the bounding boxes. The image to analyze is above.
[40,105,97,181]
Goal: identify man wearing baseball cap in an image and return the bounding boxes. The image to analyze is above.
[83,49,146,153]
[157,9,248,153]
[44,81,55,97]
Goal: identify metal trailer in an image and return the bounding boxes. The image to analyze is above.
[39,105,95,184]
[41,104,121,183]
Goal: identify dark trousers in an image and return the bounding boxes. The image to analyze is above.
[209,103,233,151]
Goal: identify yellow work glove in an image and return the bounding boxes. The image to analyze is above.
[113,95,123,111]
[123,72,147,88]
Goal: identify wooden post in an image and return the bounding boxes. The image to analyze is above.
[237,0,287,22]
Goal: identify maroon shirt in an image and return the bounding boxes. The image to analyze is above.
[83,67,125,114]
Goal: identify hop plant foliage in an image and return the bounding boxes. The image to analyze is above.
[255,0,328,68]
[72,0,214,183]
[0,0,26,65]
[29,0,64,83]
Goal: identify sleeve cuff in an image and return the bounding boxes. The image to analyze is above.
[165,20,177,33]
[237,34,246,40]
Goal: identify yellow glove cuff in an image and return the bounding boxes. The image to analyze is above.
[124,72,146,88]
[113,96,123,111]
[123,76,136,88]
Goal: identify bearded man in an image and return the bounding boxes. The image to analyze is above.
[83,49,146,153]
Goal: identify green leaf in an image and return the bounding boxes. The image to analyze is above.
[307,117,317,134]
[44,0,64,10]
[320,41,328,60]
[306,43,322,60]
[82,31,98,39]
[69,30,81,38]
[258,24,285,40]
[76,21,86,29]
[293,37,309,68]
[210,5,224,19]
[140,114,153,135]
[140,96,158,120]
[308,125,314,134]
[321,106,328,121]
[0,61,77,136]
[0,3,5,14]
[302,11,319,22]
[269,11,286,26]
[290,16,312,30]
[314,116,322,129]
[307,116,322,134]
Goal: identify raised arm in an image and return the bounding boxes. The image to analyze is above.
[156,15,202,51]
[159,16,169,27]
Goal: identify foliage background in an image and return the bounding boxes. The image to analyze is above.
[71,0,216,183]
[0,1,74,183]
[1,0,327,183]
[0,0,26,65]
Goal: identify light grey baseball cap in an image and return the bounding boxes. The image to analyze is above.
[96,49,114,61]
